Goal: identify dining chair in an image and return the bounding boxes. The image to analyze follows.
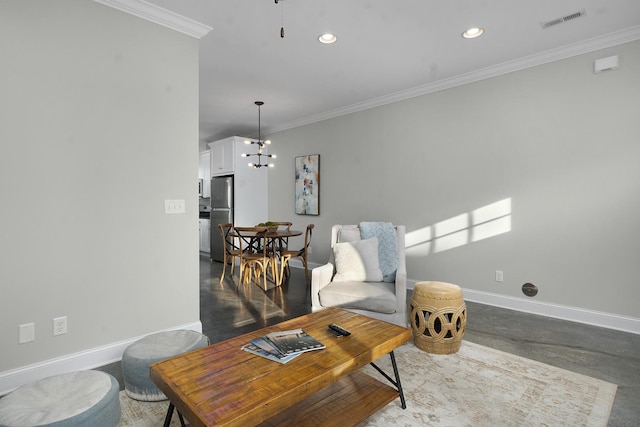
[235,226,275,291]
[272,222,292,230]
[271,221,292,252]
[218,223,241,284]
[280,224,314,286]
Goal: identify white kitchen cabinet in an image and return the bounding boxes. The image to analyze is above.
[209,137,235,176]
[199,219,211,252]
[198,150,211,198]
[207,136,268,229]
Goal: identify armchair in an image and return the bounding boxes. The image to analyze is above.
[311,224,407,326]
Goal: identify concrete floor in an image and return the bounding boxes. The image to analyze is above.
[100,255,640,426]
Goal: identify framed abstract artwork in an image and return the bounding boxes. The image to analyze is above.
[295,154,320,215]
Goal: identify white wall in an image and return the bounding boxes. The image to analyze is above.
[0,0,200,386]
[267,40,640,327]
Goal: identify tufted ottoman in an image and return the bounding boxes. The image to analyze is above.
[0,370,120,427]
[410,281,467,354]
[122,330,209,401]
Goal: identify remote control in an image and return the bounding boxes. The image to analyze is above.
[328,323,351,336]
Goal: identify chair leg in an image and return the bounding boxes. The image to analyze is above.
[270,258,279,287]
[251,262,267,291]
[303,257,310,286]
[220,252,227,283]
[247,264,255,284]
[279,255,291,286]
[262,262,268,291]
[239,260,248,284]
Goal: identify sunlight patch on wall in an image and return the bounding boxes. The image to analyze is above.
[405,226,433,256]
[471,198,512,242]
[406,198,511,256]
[434,213,470,252]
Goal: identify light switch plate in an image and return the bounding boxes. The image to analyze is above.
[165,199,186,214]
[19,323,35,343]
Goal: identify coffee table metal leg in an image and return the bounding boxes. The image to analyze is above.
[369,350,407,409]
[389,350,407,409]
[177,410,186,426]
[163,403,174,427]
[164,402,187,427]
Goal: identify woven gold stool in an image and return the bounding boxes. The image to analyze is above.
[410,281,466,354]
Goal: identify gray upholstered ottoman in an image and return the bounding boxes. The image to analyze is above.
[122,330,209,401]
[0,370,120,427]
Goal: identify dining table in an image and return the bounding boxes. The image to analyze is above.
[231,227,303,287]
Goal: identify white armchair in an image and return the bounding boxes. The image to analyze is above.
[311,224,407,326]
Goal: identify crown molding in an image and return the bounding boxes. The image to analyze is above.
[94,0,212,39]
[267,25,640,135]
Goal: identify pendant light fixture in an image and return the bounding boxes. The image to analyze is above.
[275,0,286,38]
[241,101,276,169]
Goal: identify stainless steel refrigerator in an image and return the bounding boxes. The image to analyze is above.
[210,175,233,262]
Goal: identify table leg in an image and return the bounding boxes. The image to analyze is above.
[177,411,186,426]
[163,403,174,427]
[163,402,187,427]
[369,350,406,409]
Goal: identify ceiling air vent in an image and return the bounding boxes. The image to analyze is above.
[541,9,586,29]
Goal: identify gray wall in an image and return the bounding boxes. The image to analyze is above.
[0,1,199,372]
[267,40,640,319]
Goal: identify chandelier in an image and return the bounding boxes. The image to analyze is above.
[241,101,276,169]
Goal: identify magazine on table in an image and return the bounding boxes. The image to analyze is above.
[242,329,325,362]
[250,336,298,359]
[265,329,325,355]
[241,339,301,364]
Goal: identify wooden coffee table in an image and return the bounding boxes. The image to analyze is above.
[150,307,411,427]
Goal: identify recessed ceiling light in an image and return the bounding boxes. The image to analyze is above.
[318,33,337,44]
[462,27,484,39]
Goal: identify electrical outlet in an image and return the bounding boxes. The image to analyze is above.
[495,270,504,282]
[53,316,67,336]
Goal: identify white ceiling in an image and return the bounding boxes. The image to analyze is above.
[138,0,640,142]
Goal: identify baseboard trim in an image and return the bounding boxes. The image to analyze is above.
[305,268,640,335]
[406,280,639,335]
[0,321,202,396]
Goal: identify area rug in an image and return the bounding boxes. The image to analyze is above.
[359,341,617,427]
[118,341,617,426]
[119,392,174,426]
